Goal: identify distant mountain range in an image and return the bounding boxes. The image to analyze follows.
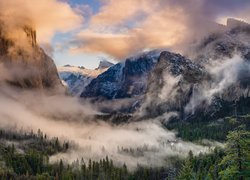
[58,19,250,119]
[5,18,248,121]
[81,50,160,99]
[58,63,111,95]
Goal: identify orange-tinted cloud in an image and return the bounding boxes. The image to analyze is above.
[90,0,154,26]
[0,0,83,43]
[74,0,200,59]
[73,31,132,58]
[75,7,188,59]
[72,0,250,59]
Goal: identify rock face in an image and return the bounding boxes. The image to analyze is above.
[141,51,205,118]
[0,25,61,90]
[141,21,250,121]
[81,50,160,99]
[193,19,250,101]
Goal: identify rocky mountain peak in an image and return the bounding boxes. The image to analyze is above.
[0,24,62,90]
[0,24,38,55]
[97,60,114,70]
[81,50,160,100]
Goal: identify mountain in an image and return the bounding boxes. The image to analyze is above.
[141,19,250,121]
[80,50,160,100]
[140,51,205,119]
[0,25,62,90]
[97,59,114,70]
[76,18,250,117]
[58,65,107,95]
[79,18,250,117]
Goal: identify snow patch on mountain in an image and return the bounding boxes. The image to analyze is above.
[58,65,108,96]
[81,50,161,101]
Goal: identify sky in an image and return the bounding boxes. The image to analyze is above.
[52,0,108,69]
[54,0,250,69]
[4,0,249,69]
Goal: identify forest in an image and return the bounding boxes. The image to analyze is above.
[0,115,249,180]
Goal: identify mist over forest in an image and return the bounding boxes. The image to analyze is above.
[0,0,249,179]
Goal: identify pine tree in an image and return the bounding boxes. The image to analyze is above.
[178,160,194,180]
[219,126,250,180]
[178,151,195,180]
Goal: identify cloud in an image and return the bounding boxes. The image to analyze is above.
[185,54,250,114]
[74,4,93,19]
[0,0,83,43]
[90,0,153,26]
[72,30,132,59]
[73,0,190,59]
[71,0,250,59]
[0,84,214,170]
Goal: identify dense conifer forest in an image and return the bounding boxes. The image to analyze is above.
[0,115,249,180]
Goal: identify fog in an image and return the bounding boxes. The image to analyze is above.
[0,0,235,171]
[0,0,82,44]
[0,84,215,170]
[185,54,250,114]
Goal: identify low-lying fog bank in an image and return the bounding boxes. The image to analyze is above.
[0,86,218,170]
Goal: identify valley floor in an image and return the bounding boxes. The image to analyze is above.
[0,114,249,180]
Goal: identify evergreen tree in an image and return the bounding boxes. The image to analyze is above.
[219,126,250,180]
[178,160,193,180]
[178,151,194,180]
